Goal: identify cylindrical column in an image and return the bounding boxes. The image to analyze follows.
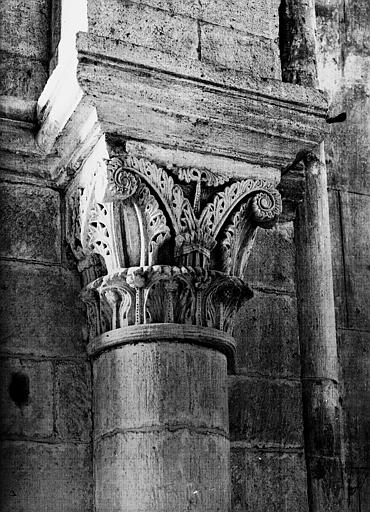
[279,0,318,87]
[90,325,231,512]
[295,144,347,511]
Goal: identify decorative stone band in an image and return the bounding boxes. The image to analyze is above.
[81,265,252,364]
[87,323,237,372]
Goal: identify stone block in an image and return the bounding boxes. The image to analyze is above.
[88,0,198,59]
[56,362,92,442]
[0,441,93,512]
[338,328,370,468]
[234,292,301,378]
[200,0,280,39]
[0,358,53,438]
[201,23,281,78]
[244,221,296,293]
[0,183,61,264]
[340,192,370,330]
[0,54,48,100]
[231,447,309,512]
[0,0,50,60]
[0,261,86,357]
[228,377,304,447]
[348,467,370,512]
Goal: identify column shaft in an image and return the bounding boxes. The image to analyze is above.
[93,340,230,512]
[295,144,347,511]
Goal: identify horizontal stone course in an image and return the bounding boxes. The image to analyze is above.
[0,183,61,264]
[228,376,304,447]
[116,0,280,39]
[0,441,93,512]
[88,0,198,58]
[0,358,53,439]
[0,261,86,357]
[0,54,48,100]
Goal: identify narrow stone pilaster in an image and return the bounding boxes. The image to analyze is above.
[295,144,347,512]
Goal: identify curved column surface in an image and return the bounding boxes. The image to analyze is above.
[92,337,230,512]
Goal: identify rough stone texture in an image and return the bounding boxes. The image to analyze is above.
[231,448,309,512]
[0,183,61,264]
[340,192,370,331]
[244,222,296,294]
[201,24,281,78]
[0,358,53,439]
[94,343,228,438]
[229,377,304,447]
[234,292,301,378]
[0,261,86,357]
[55,362,92,442]
[93,342,230,512]
[119,0,280,39]
[338,329,370,470]
[0,441,93,512]
[95,430,230,512]
[328,189,347,328]
[88,0,198,59]
[0,0,50,99]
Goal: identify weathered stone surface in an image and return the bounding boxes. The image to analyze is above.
[234,292,301,378]
[201,24,280,78]
[0,261,86,357]
[0,441,93,512]
[244,222,296,293]
[95,430,230,512]
[228,377,304,447]
[199,0,280,38]
[120,0,280,39]
[348,467,370,512]
[56,362,92,442]
[328,189,347,327]
[77,33,328,169]
[0,183,61,264]
[88,0,198,58]
[94,343,228,438]
[0,54,48,100]
[306,455,347,512]
[340,192,370,330]
[338,328,370,468]
[231,448,309,512]
[0,358,53,438]
[0,0,50,60]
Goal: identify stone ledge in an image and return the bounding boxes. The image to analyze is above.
[76,32,329,169]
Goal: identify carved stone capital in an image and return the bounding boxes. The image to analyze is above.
[66,153,282,356]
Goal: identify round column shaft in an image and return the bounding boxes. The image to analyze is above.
[92,333,230,512]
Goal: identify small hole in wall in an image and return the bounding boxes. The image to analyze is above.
[8,372,30,408]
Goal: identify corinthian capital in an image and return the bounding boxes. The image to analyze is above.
[66,151,282,361]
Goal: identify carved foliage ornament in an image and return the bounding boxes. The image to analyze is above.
[79,155,282,273]
[82,265,253,339]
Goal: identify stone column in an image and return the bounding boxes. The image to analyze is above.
[295,145,347,511]
[67,152,282,512]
